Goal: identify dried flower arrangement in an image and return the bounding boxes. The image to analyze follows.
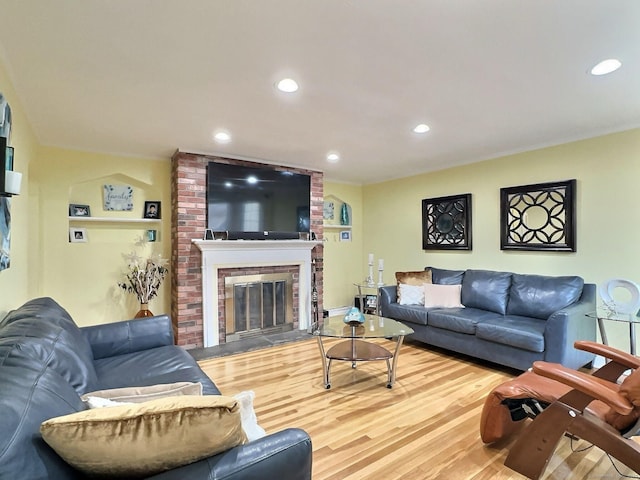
[118,237,168,305]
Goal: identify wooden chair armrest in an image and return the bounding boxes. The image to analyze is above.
[574,340,640,369]
[532,361,633,415]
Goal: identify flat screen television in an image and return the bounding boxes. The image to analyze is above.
[207,162,311,239]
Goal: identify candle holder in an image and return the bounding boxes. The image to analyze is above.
[378,267,384,287]
[365,261,375,287]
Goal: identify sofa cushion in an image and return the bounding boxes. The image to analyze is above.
[427,308,499,335]
[430,267,465,285]
[395,270,432,304]
[398,284,425,305]
[461,270,512,315]
[381,302,432,326]
[0,298,98,393]
[423,284,464,308]
[0,359,86,480]
[506,274,584,320]
[475,315,546,352]
[40,395,247,478]
[81,381,203,407]
[93,345,221,394]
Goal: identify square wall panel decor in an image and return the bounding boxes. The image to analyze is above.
[500,179,576,252]
[422,193,472,250]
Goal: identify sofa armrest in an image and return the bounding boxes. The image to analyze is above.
[82,315,174,360]
[145,428,312,480]
[379,285,397,316]
[544,284,597,368]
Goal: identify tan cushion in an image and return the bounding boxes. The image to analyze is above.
[604,369,640,431]
[423,283,464,308]
[395,270,432,303]
[41,395,247,478]
[81,381,203,406]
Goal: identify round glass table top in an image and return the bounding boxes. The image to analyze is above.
[311,314,414,339]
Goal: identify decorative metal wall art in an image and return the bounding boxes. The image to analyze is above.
[422,193,472,250]
[500,179,576,252]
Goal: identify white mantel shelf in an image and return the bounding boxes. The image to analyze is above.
[193,239,319,255]
[192,239,320,347]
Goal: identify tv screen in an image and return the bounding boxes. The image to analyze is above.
[207,162,311,236]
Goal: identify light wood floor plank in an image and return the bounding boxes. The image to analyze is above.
[198,338,638,479]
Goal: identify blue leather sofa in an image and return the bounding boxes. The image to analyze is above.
[379,268,597,371]
[0,297,312,480]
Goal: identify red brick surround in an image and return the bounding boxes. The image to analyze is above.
[171,151,323,348]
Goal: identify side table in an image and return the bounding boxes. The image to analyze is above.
[353,283,383,315]
[586,311,640,355]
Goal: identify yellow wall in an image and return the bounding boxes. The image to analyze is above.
[322,182,363,309]
[362,128,640,350]
[32,147,171,325]
[0,56,39,317]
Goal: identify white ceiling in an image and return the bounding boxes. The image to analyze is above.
[0,1,638,184]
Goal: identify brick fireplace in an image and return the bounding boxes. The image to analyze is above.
[171,151,324,348]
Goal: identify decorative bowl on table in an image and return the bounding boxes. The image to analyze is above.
[343,307,366,324]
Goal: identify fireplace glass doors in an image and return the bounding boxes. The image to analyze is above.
[224,273,294,342]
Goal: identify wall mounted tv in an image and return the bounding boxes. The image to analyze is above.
[207,162,311,240]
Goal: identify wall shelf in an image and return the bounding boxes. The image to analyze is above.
[68,216,160,224]
[323,194,352,229]
[323,224,352,230]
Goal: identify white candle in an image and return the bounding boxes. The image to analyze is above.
[378,259,384,270]
[368,253,374,264]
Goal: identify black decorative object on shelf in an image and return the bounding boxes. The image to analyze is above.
[500,179,576,252]
[422,193,472,250]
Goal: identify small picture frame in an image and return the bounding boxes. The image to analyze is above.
[69,204,91,217]
[146,229,157,242]
[365,294,378,309]
[340,230,351,242]
[143,201,161,219]
[69,227,87,243]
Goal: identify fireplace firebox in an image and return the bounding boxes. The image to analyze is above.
[224,273,294,342]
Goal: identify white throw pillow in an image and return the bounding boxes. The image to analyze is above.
[398,283,425,305]
[233,390,266,442]
[423,283,464,308]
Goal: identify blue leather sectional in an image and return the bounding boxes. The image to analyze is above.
[0,297,312,480]
[379,268,597,371]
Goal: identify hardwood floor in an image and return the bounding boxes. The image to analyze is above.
[197,338,637,480]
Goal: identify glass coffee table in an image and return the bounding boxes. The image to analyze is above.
[310,314,414,389]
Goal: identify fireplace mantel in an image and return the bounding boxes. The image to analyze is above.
[193,239,320,346]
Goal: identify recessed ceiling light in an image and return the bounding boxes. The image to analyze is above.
[276,78,299,93]
[590,59,622,76]
[213,131,231,143]
[413,124,430,134]
[327,152,340,163]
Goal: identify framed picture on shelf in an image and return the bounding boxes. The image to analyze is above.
[340,230,351,242]
[365,294,377,310]
[69,227,87,243]
[143,201,161,219]
[103,184,133,211]
[69,204,91,217]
